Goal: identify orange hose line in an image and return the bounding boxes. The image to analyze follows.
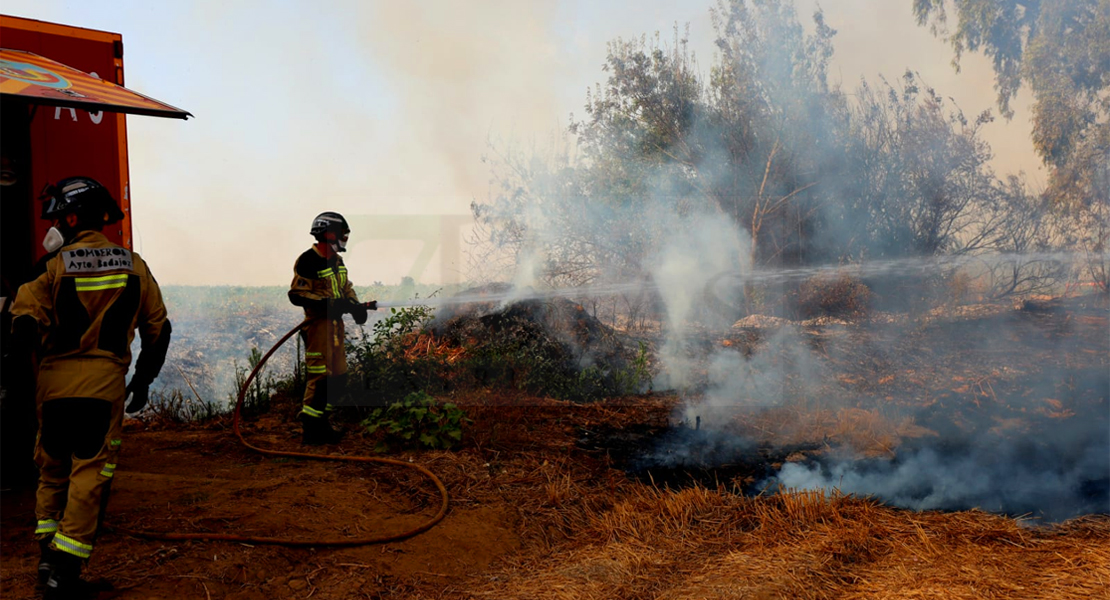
[113,320,450,546]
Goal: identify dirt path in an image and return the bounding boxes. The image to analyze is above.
[1,420,524,600]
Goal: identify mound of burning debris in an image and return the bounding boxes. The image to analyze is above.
[425,284,640,400]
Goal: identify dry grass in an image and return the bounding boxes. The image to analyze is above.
[468,486,1110,600]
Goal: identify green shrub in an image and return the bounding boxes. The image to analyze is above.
[362,391,470,452]
[440,300,652,402]
[453,314,575,396]
[614,340,653,394]
[348,306,441,405]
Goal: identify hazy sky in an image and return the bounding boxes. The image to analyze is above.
[6,1,1042,285]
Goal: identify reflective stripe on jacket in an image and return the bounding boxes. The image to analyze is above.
[288,247,359,320]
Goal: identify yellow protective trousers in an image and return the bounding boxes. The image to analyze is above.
[301,316,347,417]
[33,396,124,560]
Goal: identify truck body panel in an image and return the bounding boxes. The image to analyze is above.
[1,14,132,275]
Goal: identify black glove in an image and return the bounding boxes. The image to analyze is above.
[125,381,149,414]
[366,300,377,311]
[6,315,37,388]
[9,314,37,364]
[326,298,347,319]
[350,301,368,325]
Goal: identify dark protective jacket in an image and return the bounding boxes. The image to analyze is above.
[288,246,360,317]
[10,231,171,402]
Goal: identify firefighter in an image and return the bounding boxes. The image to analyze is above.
[10,176,171,599]
[288,212,375,445]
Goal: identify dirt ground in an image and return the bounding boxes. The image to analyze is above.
[1,409,534,600]
[2,299,1108,599]
[2,396,642,600]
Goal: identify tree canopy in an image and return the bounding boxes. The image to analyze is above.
[914,0,1110,208]
[472,0,1079,300]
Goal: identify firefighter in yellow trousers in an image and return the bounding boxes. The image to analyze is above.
[288,212,374,445]
[10,177,171,599]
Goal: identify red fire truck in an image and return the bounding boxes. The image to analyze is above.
[0,14,190,481]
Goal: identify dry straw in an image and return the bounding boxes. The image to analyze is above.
[470,486,1110,600]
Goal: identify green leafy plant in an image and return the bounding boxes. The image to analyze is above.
[361,391,470,453]
[371,306,435,355]
[348,305,439,405]
[614,340,653,394]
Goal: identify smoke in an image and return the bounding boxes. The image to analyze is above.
[137,286,308,406]
[774,425,1110,522]
[771,355,1110,522]
[2,0,1041,286]
[766,300,1110,522]
[692,324,827,420]
[463,1,1108,524]
[355,1,569,200]
[650,211,749,389]
[10,0,1095,521]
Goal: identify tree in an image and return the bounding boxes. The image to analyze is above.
[567,0,845,268]
[474,0,844,290]
[704,0,841,266]
[472,0,1047,313]
[914,0,1110,209]
[837,72,1000,258]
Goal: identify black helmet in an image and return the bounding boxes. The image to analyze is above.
[310,212,350,239]
[40,176,124,224]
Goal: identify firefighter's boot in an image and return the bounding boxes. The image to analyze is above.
[300,414,343,445]
[321,414,345,444]
[37,539,57,589]
[42,552,111,600]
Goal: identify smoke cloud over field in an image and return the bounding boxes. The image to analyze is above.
[774,419,1110,522]
[5,0,1040,286]
[472,1,1109,523]
[9,0,1096,521]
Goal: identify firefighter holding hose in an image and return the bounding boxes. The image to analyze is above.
[10,176,171,599]
[288,212,375,445]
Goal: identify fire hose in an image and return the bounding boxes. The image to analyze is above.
[112,320,449,546]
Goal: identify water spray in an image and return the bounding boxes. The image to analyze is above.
[374,280,653,309]
[375,251,1099,310]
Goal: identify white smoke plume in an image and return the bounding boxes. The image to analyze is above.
[650,211,749,389]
